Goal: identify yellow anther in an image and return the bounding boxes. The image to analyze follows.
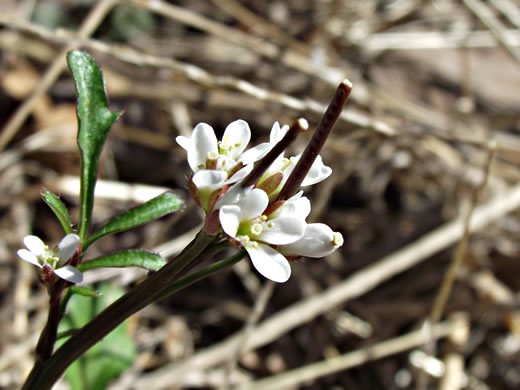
[207,151,219,160]
[281,158,293,170]
[332,232,344,246]
[251,223,263,236]
[219,139,230,151]
[41,253,59,266]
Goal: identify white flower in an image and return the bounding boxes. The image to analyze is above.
[177,120,257,211]
[176,120,252,173]
[17,234,83,283]
[280,223,344,258]
[219,189,307,282]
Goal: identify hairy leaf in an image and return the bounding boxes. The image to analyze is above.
[85,192,182,248]
[79,250,166,272]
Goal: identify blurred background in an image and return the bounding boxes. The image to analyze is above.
[1,0,520,389]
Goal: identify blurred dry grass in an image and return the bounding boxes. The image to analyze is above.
[2,0,520,389]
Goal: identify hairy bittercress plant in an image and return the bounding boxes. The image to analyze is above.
[20,50,352,390]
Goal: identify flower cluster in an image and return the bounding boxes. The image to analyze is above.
[176,119,343,282]
[17,234,83,284]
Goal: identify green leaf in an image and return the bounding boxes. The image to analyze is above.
[78,250,166,272]
[58,284,136,390]
[84,192,183,248]
[67,50,120,242]
[56,328,79,341]
[69,286,100,298]
[41,190,74,234]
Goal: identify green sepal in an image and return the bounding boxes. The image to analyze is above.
[84,191,183,249]
[41,190,74,234]
[78,250,166,272]
[67,50,120,242]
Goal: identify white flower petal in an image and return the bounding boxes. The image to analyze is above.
[224,163,254,185]
[54,265,83,284]
[219,205,242,238]
[238,188,268,220]
[57,234,80,266]
[192,169,228,191]
[302,155,332,186]
[288,190,304,200]
[239,143,271,165]
[24,235,46,256]
[281,223,343,257]
[175,135,190,151]
[17,249,42,267]
[222,120,251,159]
[273,193,311,220]
[258,217,305,245]
[269,122,289,144]
[214,183,252,209]
[189,123,218,172]
[247,244,291,283]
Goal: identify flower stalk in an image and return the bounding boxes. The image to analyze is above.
[34,287,65,361]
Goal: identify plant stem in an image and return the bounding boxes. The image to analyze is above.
[22,230,217,390]
[156,248,247,301]
[35,288,64,361]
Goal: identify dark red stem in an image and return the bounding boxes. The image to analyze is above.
[277,79,352,201]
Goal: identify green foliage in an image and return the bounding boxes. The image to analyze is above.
[111,4,157,42]
[68,286,100,298]
[67,50,120,242]
[32,2,67,29]
[41,190,74,234]
[79,250,166,272]
[58,284,136,390]
[85,192,183,248]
